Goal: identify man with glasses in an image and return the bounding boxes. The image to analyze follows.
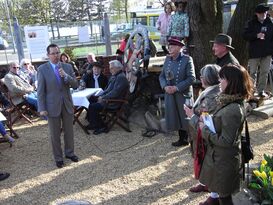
[37,43,79,168]
[4,62,37,108]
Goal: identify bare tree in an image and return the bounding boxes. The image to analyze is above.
[188,0,223,78]
[227,0,267,67]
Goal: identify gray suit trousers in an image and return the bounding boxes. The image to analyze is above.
[48,103,75,162]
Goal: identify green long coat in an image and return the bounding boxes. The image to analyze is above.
[199,97,245,197]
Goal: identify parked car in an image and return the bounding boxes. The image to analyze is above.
[0,36,9,50]
[111,26,160,41]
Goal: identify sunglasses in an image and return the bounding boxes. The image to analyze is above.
[24,63,30,65]
[12,67,19,69]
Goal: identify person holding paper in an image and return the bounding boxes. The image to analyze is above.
[37,44,79,169]
[197,64,253,205]
[184,64,221,197]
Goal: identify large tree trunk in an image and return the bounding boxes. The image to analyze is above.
[188,0,223,78]
[227,0,267,68]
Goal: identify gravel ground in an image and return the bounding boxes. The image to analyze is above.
[0,110,272,205]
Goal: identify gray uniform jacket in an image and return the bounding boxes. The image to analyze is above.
[37,62,78,117]
[159,53,195,131]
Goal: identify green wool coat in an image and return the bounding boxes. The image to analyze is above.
[199,99,245,197]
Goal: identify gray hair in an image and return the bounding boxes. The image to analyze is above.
[9,61,18,68]
[20,58,31,68]
[200,64,220,86]
[109,60,123,70]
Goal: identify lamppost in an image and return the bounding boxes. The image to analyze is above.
[4,0,16,53]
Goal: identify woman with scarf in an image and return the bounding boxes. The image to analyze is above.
[185,64,221,200]
[196,64,253,205]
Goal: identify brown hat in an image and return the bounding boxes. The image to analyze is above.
[168,37,185,47]
[210,33,234,50]
[255,3,269,13]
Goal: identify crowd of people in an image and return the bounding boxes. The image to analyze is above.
[1,2,272,205]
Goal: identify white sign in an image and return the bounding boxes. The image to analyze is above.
[24,26,50,60]
[78,26,90,43]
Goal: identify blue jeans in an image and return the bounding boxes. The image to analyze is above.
[25,92,38,110]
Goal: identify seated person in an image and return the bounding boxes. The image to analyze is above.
[82,61,108,90]
[86,60,129,135]
[19,58,37,88]
[4,62,38,109]
[0,121,15,144]
[60,52,80,77]
[80,53,96,76]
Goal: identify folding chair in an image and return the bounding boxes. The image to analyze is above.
[73,106,90,135]
[0,83,34,126]
[101,97,131,133]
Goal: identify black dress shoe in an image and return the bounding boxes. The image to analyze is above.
[93,127,108,135]
[0,172,10,181]
[56,161,64,168]
[172,140,189,147]
[85,124,96,130]
[65,155,79,162]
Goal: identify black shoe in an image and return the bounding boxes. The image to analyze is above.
[56,161,64,168]
[93,127,108,135]
[0,172,10,181]
[259,91,267,98]
[172,140,189,147]
[85,124,96,130]
[65,155,79,162]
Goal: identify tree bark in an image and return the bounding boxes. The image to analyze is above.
[188,0,223,78]
[227,0,267,68]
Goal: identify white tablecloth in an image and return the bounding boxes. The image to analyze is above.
[0,112,6,122]
[72,88,103,108]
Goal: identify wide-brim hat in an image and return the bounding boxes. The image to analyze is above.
[168,37,185,47]
[255,3,269,13]
[210,33,234,50]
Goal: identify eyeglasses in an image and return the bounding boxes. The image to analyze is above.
[24,63,30,65]
[12,67,19,69]
[49,52,60,55]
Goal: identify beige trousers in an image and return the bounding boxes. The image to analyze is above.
[248,55,272,93]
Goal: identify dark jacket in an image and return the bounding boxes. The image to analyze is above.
[216,52,239,67]
[101,70,128,100]
[83,73,108,90]
[243,15,273,58]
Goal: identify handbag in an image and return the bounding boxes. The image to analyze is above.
[194,128,206,179]
[241,118,254,181]
[241,119,254,163]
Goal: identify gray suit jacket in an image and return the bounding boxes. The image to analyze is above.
[37,62,78,117]
[4,71,33,105]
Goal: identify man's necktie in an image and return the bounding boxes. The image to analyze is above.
[94,75,99,88]
[54,65,61,84]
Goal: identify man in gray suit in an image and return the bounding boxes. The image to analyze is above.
[37,44,79,168]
